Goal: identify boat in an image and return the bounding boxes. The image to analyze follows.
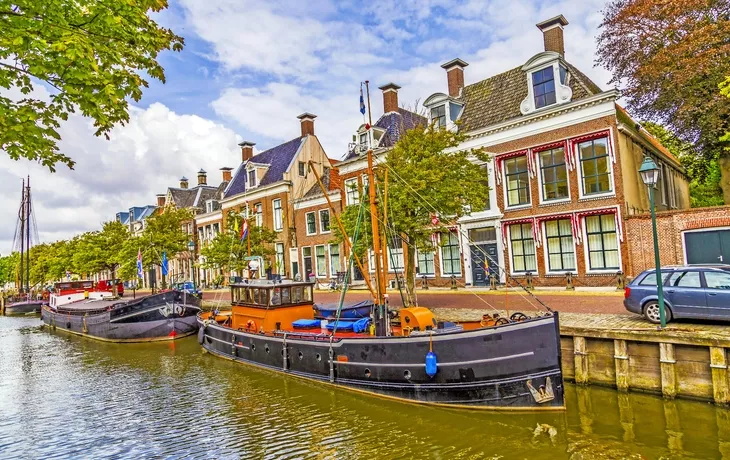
[197,85,563,409]
[41,281,202,342]
[4,177,45,315]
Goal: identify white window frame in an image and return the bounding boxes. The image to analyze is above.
[536,147,571,205]
[575,133,616,200]
[314,244,327,277]
[319,209,331,233]
[254,203,262,227]
[273,199,283,231]
[542,219,577,274]
[247,168,257,188]
[506,223,537,275]
[387,237,405,273]
[329,243,341,276]
[502,154,532,210]
[439,232,462,277]
[582,214,622,274]
[305,211,317,236]
[344,178,359,206]
[275,242,285,275]
[430,104,446,129]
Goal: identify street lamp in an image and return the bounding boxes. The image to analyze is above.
[639,156,665,329]
[187,240,197,287]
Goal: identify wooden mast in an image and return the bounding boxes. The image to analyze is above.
[365,81,388,335]
[18,178,25,294]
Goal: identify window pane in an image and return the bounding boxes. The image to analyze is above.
[675,271,702,288]
[705,272,730,289]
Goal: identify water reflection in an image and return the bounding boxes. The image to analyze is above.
[0,316,727,459]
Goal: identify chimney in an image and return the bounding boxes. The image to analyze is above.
[441,58,469,98]
[379,83,401,113]
[297,112,317,137]
[180,176,188,189]
[220,167,233,182]
[196,168,207,186]
[239,141,255,162]
[156,194,166,207]
[536,15,569,56]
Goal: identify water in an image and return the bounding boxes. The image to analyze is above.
[1,316,728,460]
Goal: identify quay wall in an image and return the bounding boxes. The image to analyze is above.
[560,321,730,405]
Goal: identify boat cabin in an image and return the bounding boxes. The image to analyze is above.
[55,280,94,296]
[229,280,315,333]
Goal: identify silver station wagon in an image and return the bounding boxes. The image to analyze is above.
[624,265,730,323]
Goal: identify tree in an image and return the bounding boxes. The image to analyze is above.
[71,221,129,278]
[333,125,490,296]
[201,211,278,276]
[596,0,730,201]
[642,122,724,207]
[0,252,19,287]
[0,0,184,171]
[118,207,191,281]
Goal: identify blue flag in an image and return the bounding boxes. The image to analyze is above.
[359,83,366,115]
[137,249,143,279]
[161,251,169,276]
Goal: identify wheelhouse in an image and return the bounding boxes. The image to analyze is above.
[229,280,315,333]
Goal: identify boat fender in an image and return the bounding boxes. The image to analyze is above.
[425,351,438,378]
[246,320,256,331]
[198,327,205,345]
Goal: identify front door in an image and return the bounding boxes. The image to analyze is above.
[470,243,499,285]
[289,248,299,280]
[703,270,730,318]
[685,230,730,265]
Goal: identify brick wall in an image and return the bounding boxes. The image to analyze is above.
[624,205,730,277]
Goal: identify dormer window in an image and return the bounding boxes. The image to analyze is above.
[532,67,556,109]
[205,200,214,214]
[248,169,257,188]
[431,105,446,129]
[359,132,368,151]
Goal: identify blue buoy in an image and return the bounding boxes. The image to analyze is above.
[425,351,438,378]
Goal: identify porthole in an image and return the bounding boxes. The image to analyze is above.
[365,369,371,378]
[404,370,411,380]
[265,344,270,354]
[298,351,304,360]
[251,343,256,351]
[316,353,322,362]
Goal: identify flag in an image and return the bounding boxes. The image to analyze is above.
[137,249,143,279]
[240,218,249,242]
[161,251,168,276]
[65,270,71,280]
[359,83,366,115]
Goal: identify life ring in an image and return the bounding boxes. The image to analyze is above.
[246,320,256,332]
[197,327,205,345]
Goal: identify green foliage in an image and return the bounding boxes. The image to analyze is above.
[642,122,724,207]
[71,221,129,277]
[334,125,490,293]
[0,252,19,286]
[722,76,730,144]
[200,211,278,274]
[119,207,192,280]
[0,0,183,171]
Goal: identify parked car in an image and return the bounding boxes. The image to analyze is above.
[624,265,730,323]
[172,281,202,299]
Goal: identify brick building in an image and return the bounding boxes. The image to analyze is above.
[194,167,232,286]
[220,113,332,279]
[292,164,343,283]
[421,15,690,287]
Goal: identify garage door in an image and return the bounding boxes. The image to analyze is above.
[684,229,730,264]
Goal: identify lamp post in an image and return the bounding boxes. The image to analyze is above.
[639,156,665,329]
[187,240,197,287]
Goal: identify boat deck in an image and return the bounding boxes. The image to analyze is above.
[52,299,121,312]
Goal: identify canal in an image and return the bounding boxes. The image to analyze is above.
[1,316,728,459]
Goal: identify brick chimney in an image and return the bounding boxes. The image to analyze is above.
[297,112,317,137]
[239,141,255,162]
[179,177,188,189]
[197,168,207,186]
[156,194,166,207]
[220,167,233,182]
[536,15,569,56]
[378,83,401,113]
[441,58,469,98]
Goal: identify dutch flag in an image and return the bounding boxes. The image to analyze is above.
[240,218,249,242]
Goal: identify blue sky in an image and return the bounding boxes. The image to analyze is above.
[0,0,613,253]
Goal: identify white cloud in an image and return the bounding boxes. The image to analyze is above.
[0,97,241,254]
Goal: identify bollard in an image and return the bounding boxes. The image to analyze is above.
[489,274,497,291]
[421,275,428,290]
[526,272,534,291]
[616,271,625,291]
[450,275,457,290]
[566,272,575,291]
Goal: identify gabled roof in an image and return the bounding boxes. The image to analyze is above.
[116,211,130,226]
[225,137,305,198]
[459,61,602,132]
[343,108,426,160]
[169,185,218,210]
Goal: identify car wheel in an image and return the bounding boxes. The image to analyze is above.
[643,301,672,324]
